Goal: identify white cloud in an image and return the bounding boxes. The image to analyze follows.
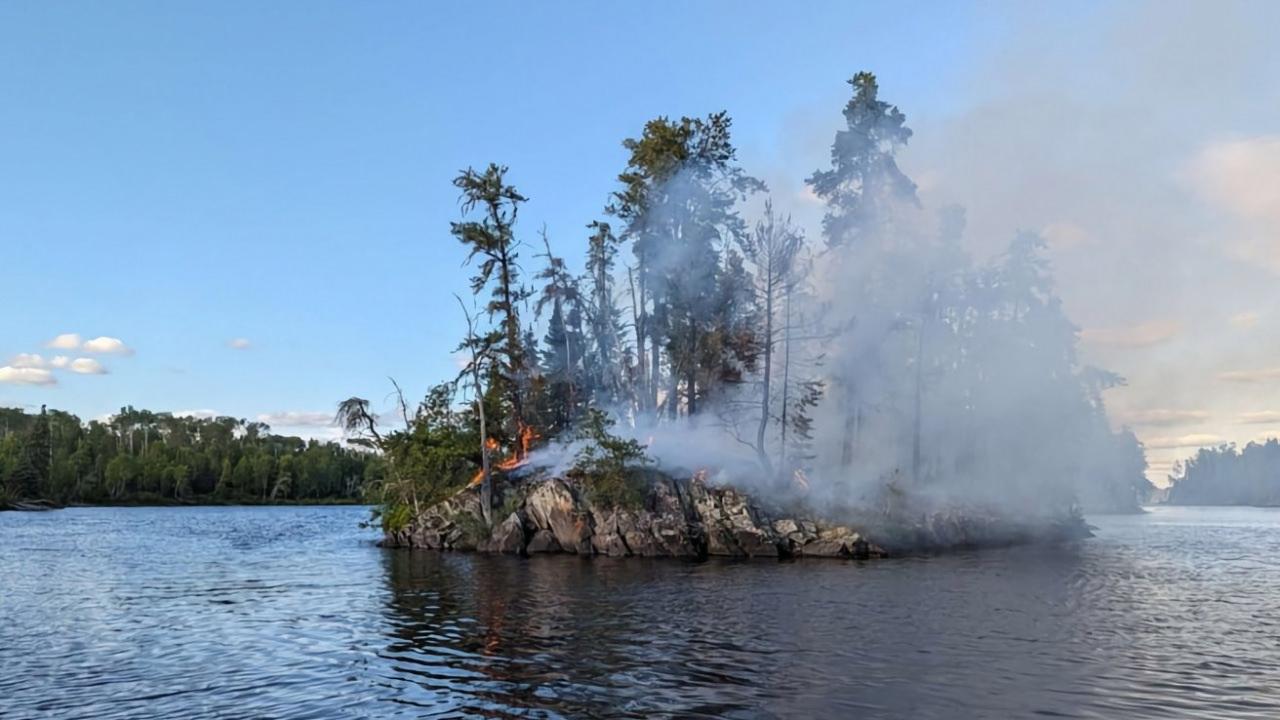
[8,353,107,376]
[10,353,49,369]
[1185,136,1280,273]
[228,338,251,350]
[256,411,333,427]
[1229,312,1260,329]
[0,367,57,386]
[81,336,133,355]
[67,358,107,375]
[1144,433,1225,449]
[45,333,82,350]
[1218,367,1280,384]
[1239,411,1280,424]
[1117,409,1210,427]
[173,409,219,420]
[1254,431,1280,444]
[1080,320,1181,349]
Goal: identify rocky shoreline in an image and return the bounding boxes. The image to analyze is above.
[382,470,1093,559]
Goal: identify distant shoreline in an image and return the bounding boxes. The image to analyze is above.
[2,498,366,511]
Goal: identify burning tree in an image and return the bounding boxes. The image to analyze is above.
[453,163,535,460]
[349,69,1153,538]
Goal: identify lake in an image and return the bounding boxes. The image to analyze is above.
[2,505,1279,718]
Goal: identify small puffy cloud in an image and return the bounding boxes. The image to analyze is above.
[68,358,107,375]
[81,336,133,355]
[0,366,57,386]
[173,409,219,420]
[228,338,252,350]
[1218,367,1280,384]
[1080,320,1181,349]
[1117,408,1210,427]
[256,411,333,427]
[45,333,82,350]
[1143,433,1225,449]
[10,353,49,369]
[7,353,107,376]
[1229,312,1260,329]
[1239,411,1280,424]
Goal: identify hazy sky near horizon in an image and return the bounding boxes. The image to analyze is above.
[2,1,1277,483]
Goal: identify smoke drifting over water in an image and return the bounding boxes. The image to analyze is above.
[412,3,1280,529]
[515,76,1152,521]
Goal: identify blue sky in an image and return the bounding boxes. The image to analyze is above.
[0,1,1006,421]
[3,1,1278,478]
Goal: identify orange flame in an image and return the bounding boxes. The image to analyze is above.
[468,426,539,487]
[517,424,539,458]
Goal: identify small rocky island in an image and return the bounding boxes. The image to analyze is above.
[343,72,1140,558]
[382,468,1092,559]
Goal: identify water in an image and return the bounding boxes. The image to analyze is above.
[2,505,1280,719]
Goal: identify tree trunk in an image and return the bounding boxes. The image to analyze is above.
[628,266,648,415]
[780,287,791,466]
[476,386,492,528]
[756,264,775,476]
[651,316,664,420]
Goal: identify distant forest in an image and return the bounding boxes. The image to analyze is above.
[1,405,375,506]
[1165,440,1280,506]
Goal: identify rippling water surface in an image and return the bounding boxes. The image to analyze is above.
[3,505,1280,718]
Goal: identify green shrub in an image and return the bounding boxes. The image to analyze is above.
[380,502,414,533]
[568,409,651,509]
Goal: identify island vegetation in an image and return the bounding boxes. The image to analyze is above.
[1,405,374,508]
[1163,439,1280,506]
[342,72,1154,555]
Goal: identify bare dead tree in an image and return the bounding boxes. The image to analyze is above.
[455,293,495,526]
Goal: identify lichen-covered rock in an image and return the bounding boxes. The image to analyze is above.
[380,468,1088,560]
[688,478,781,557]
[644,475,704,557]
[590,508,632,557]
[583,476,704,558]
[526,529,561,554]
[793,526,860,557]
[478,511,527,555]
[525,479,593,554]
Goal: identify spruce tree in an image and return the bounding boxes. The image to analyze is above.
[452,164,534,455]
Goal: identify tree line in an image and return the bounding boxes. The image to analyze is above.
[349,71,1154,530]
[1165,440,1280,506]
[1,405,375,506]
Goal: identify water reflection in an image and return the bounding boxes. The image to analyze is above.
[4,506,1280,719]
[376,519,1280,719]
